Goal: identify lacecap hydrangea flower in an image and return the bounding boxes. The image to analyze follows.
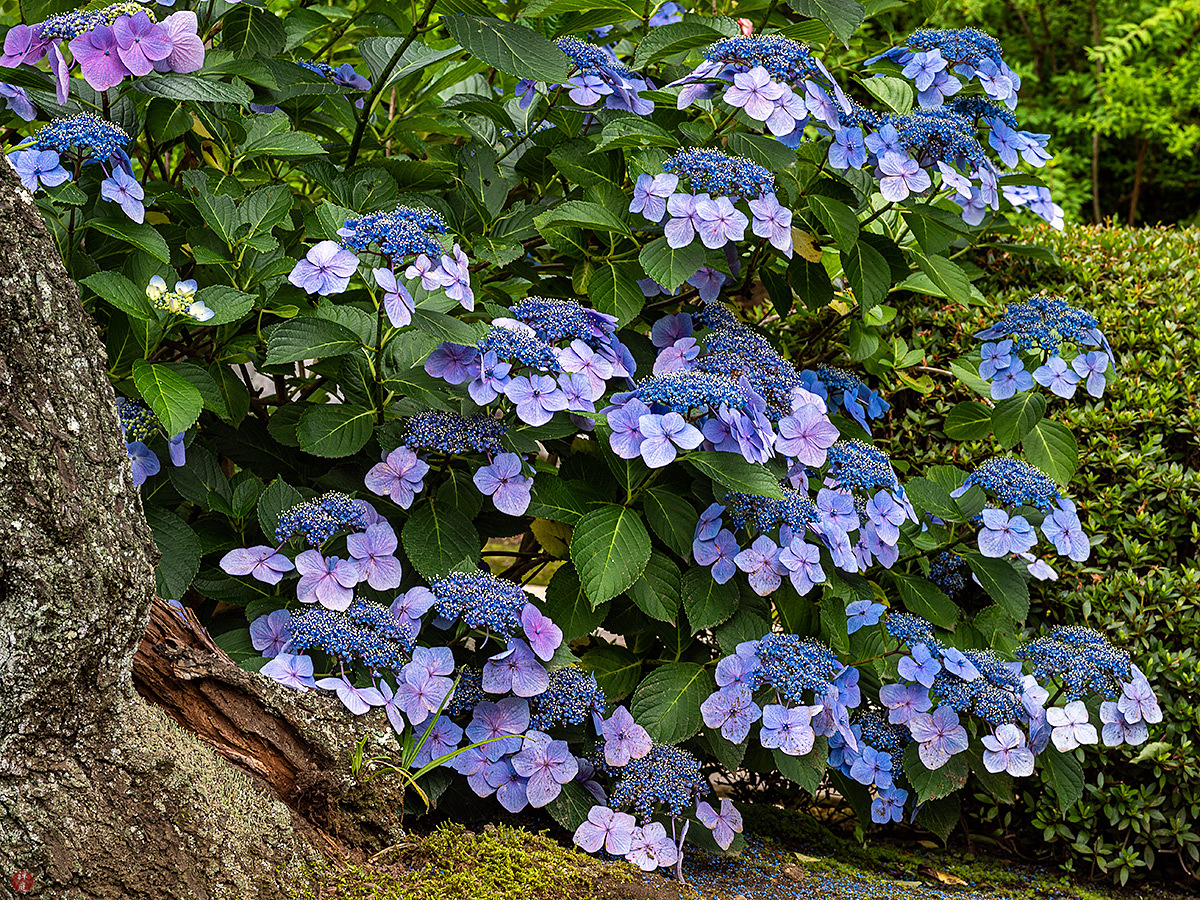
[514,36,653,115]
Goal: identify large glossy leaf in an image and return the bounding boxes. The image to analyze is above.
[131,359,204,436]
[402,502,481,578]
[630,662,712,744]
[442,15,571,83]
[684,452,784,500]
[571,505,652,605]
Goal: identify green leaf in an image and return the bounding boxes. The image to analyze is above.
[904,476,965,523]
[628,551,681,622]
[265,317,362,365]
[82,271,154,320]
[965,746,1015,804]
[161,361,228,420]
[630,662,712,744]
[528,478,593,525]
[220,4,286,57]
[789,256,834,310]
[633,20,725,66]
[535,200,632,237]
[543,564,608,643]
[402,501,481,578]
[197,285,256,326]
[903,209,961,255]
[131,359,204,436]
[146,507,201,599]
[88,219,171,264]
[903,741,968,802]
[134,74,253,105]
[169,444,231,509]
[581,643,641,700]
[773,738,828,795]
[806,194,858,252]
[992,392,1047,449]
[210,362,250,425]
[587,260,644,327]
[681,567,739,631]
[643,488,699,559]
[595,118,679,151]
[441,15,572,84]
[639,236,705,293]
[257,478,303,539]
[296,404,374,458]
[842,239,889,312]
[1023,419,1078,485]
[916,795,960,843]
[964,552,1030,622]
[544,780,595,833]
[860,75,913,114]
[944,400,994,440]
[358,38,460,90]
[893,572,959,629]
[684,451,784,500]
[238,111,324,159]
[571,505,652,606]
[786,0,866,44]
[1043,749,1085,813]
[915,253,972,303]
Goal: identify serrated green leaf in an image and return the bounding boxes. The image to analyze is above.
[82,271,154,320]
[595,118,679,151]
[992,392,1047,449]
[639,236,704,293]
[681,567,739,631]
[1043,749,1084,813]
[581,642,641,700]
[786,0,865,44]
[257,478,303,539]
[535,200,632,236]
[571,505,652,605]
[904,476,966,523]
[773,738,828,795]
[402,501,481,578]
[131,359,204,436]
[1023,419,1078,485]
[843,239,889,312]
[588,260,644,327]
[860,74,913,114]
[134,74,253,105]
[964,551,1030,622]
[684,451,784,500]
[643,488,699,559]
[88,219,171,264]
[442,15,571,83]
[630,662,712,744]
[543,564,608,643]
[903,741,969,802]
[807,194,858,252]
[944,400,994,440]
[146,506,202,599]
[296,404,374,458]
[628,551,681,622]
[894,572,959,629]
[265,317,362,365]
[633,20,725,66]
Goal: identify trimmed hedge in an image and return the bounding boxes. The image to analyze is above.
[882,226,1200,884]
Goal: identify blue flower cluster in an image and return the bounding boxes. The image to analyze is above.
[289,601,414,672]
[115,396,186,486]
[275,491,368,546]
[829,710,911,822]
[801,365,889,433]
[429,571,529,637]
[1016,626,1131,699]
[403,411,507,455]
[514,36,652,115]
[929,550,969,599]
[975,294,1112,401]
[338,205,446,260]
[529,666,606,730]
[609,743,708,819]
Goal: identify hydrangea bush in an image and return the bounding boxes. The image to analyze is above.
[0,0,1158,875]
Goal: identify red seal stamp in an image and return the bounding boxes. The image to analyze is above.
[11,870,34,894]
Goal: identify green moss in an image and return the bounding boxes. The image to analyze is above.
[320,822,631,900]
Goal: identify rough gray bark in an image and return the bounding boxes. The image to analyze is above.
[0,160,321,898]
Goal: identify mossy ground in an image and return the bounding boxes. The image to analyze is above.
[308,805,1191,900]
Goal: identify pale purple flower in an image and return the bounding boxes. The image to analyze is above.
[850,745,894,789]
[412,714,463,768]
[395,665,454,726]
[344,522,402,590]
[941,647,980,681]
[664,192,705,248]
[902,49,947,91]
[765,85,807,136]
[574,806,637,855]
[294,550,358,611]
[991,360,1035,400]
[978,508,1037,558]
[482,639,549,697]
[735,535,783,595]
[694,529,740,584]
[626,822,678,872]
[978,340,1013,380]
[1100,701,1149,747]
[249,609,293,657]
[424,342,479,384]
[607,398,650,459]
[908,706,969,769]
[365,445,429,508]
[630,172,678,223]
[919,68,961,106]
[981,724,1035,777]
[845,599,884,634]
[1118,677,1162,725]
[113,11,171,76]
[377,679,408,735]
[987,118,1024,168]
[126,442,159,485]
[955,186,989,226]
[390,586,435,636]
[723,65,785,120]
[288,240,358,295]
[653,337,700,376]
[521,603,563,661]
[820,523,858,573]
[700,685,761,744]
[1042,506,1089,562]
[8,149,69,192]
[1047,700,1098,751]
[260,653,316,691]
[695,502,725,541]
[937,160,973,198]
[1033,355,1079,398]
[568,72,612,106]
[1071,351,1108,397]
[1025,554,1059,580]
[373,267,414,328]
[601,705,651,767]
[558,339,613,400]
[898,643,941,688]
[100,168,145,223]
[803,81,840,128]
[879,682,931,725]
[487,761,529,812]
[697,798,743,850]
[511,730,578,807]
[749,193,794,255]
[778,537,825,595]
[167,432,187,465]
[469,350,512,405]
[437,243,474,310]
[694,196,749,249]
[815,488,859,532]
[650,313,693,348]
[467,697,530,761]
[69,25,130,91]
[865,123,903,157]
[220,545,295,585]
[638,411,703,467]
[877,152,932,202]
[828,126,867,170]
[153,10,205,74]
[975,58,1014,103]
[759,703,817,756]
[474,452,533,516]
[686,267,726,302]
[871,787,908,823]
[505,374,568,426]
[865,491,905,545]
[316,675,385,716]
[1,24,47,68]
[405,253,443,290]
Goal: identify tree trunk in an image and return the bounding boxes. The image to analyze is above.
[0,160,374,898]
